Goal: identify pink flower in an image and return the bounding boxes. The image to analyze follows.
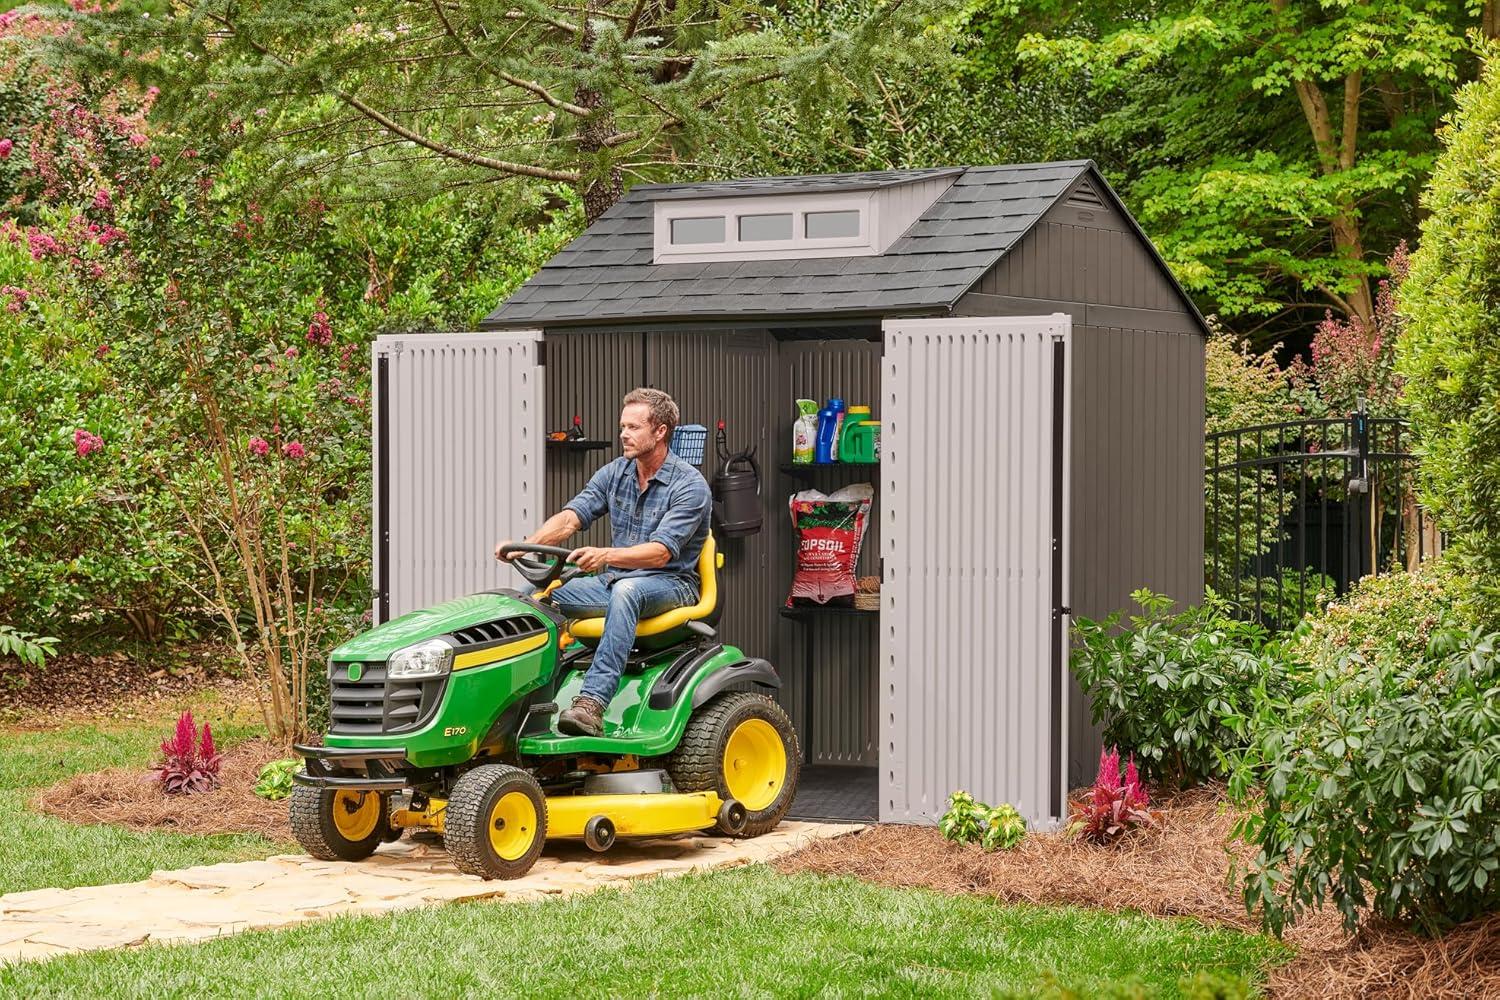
[146,86,160,99]
[1,285,30,313]
[128,133,147,147]
[26,230,62,260]
[149,154,162,169]
[284,345,299,359]
[282,440,306,460]
[95,343,110,358]
[73,428,103,457]
[305,310,332,347]
[0,138,12,159]
[247,437,270,457]
[92,188,111,210]
[95,225,126,247]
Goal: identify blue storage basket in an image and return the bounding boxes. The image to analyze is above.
[671,424,708,465]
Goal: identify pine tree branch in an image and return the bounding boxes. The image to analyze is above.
[427,0,592,117]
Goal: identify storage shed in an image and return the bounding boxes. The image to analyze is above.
[371,160,1208,828]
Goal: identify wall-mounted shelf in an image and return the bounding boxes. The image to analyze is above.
[779,461,879,479]
[547,439,611,452]
[779,605,878,620]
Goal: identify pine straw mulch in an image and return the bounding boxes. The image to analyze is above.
[30,737,295,844]
[773,786,1500,999]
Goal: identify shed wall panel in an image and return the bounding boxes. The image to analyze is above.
[881,317,1070,827]
[975,222,1183,314]
[375,331,542,619]
[774,340,882,765]
[543,332,645,548]
[1064,325,1204,784]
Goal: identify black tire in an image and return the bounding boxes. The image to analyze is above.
[289,784,390,862]
[667,692,800,838]
[583,814,616,853]
[445,764,547,880]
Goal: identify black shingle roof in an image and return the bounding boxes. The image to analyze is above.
[481,161,1187,329]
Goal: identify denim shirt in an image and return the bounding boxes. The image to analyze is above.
[563,450,711,586]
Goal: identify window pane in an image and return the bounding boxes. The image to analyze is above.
[805,210,861,239]
[738,213,793,242]
[670,216,725,245]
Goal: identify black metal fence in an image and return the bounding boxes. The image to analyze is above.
[1206,406,1440,627]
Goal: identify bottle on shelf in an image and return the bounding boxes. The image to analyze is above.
[815,397,845,464]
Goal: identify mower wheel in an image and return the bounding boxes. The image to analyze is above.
[583,814,616,853]
[667,692,800,838]
[445,764,547,880]
[289,785,390,862]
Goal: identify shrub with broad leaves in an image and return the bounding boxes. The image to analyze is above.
[938,790,1027,852]
[1069,746,1155,845]
[253,758,300,801]
[1070,589,1281,787]
[1231,623,1500,936]
[154,710,224,795]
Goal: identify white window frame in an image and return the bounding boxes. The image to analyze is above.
[653,192,876,264]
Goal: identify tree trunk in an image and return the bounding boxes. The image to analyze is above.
[1486,1,1499,42]
[575,0,624,224]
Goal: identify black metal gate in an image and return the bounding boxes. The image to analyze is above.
[1206,405,1439,626]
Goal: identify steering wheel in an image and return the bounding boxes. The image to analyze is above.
[498,543,586,591]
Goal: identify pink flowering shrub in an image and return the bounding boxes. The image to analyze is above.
[1069,746,1155,845]
[247,436,270,457]
[72,428,102,456]
[154,710,223,795]
[281,440,306,460]
[305,310,332,346]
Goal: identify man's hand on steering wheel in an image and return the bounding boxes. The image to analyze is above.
[567,546,612,574]
[494,538,524,562]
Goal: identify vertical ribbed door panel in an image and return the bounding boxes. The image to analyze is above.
[881,316,1071,827]
[373,330,543,621]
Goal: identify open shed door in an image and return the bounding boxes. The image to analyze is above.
[373,330,543,622]
[881,315,1071,827]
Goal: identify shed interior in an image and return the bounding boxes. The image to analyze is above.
[544,324,885,821]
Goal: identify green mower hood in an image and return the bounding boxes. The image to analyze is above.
[329,592,549,661]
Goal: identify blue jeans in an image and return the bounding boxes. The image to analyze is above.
[548,575,697,706]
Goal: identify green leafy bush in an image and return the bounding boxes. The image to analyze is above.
[0,624,57,668]
[254,759,301,801]
[938,791,1027,852]
[1232,624,1500,935]
[1398,54,1500,629]
[1291,560,1471,674]
[1070,589,1280,788]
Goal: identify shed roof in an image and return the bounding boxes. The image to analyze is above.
[481,161,1205,331]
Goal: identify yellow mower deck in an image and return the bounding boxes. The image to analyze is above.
[393,790,725,840]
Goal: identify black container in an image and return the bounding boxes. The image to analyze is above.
[710,424,762,537]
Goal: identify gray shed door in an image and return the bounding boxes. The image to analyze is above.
[373,330,543,621]
[880,315,1071,827]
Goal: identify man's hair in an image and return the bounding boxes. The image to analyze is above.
[622,387,679,437]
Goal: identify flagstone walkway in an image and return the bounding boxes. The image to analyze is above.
[0,821,858,965]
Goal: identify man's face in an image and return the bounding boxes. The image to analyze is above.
[619,403,663,459]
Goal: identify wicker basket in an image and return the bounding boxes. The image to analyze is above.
[854,589,880,611]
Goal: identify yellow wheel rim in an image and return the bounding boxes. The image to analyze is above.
[723,718,787,813]
[488,790,539,862]
[331,790,380,841]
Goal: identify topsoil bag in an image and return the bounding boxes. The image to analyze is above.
[786,483,874,606]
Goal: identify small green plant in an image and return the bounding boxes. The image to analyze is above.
[939,791,1027,851]
[0,624,58,668]
[253,759,301,801]
[1070,589,1280,787]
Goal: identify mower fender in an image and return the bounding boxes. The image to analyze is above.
[686,658,780,710]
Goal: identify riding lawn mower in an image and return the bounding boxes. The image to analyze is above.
[290,535,801,879]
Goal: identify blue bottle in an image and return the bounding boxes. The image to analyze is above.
[815,397,845,464]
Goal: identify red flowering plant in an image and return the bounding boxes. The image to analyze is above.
[1068,746,1156,845]
[154,709,224,794]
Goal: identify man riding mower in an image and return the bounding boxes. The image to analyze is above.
[290,389,801,880]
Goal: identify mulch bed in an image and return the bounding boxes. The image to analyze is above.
[31,737,295,844]
[773,787,1500,999]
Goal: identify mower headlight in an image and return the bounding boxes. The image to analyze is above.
[387,638,454,680]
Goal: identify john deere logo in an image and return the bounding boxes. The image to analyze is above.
[347,663,363,682]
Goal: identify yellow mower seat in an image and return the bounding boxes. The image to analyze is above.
[567,534,722,647]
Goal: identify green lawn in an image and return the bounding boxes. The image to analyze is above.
[0,714,291,895]
[1,865,1284,998]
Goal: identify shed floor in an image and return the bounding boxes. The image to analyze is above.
[787,765,878,823]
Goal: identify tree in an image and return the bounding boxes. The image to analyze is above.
[49,0,942,221]
[978,0,1498,344]
[1398,47,1500,627]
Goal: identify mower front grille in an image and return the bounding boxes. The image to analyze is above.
[328,661,446,736]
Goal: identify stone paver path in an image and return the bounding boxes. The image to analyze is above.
[0,821,858,965]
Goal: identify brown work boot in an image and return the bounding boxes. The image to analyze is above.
[558,695,606,737]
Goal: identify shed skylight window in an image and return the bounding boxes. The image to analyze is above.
[670,216,725,245]
[805,210,860,239]
[739,213,793,241]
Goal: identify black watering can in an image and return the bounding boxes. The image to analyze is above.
[710,421,762,537]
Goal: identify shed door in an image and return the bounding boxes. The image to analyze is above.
[881,315,1071,827]
[373,330,543,622]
